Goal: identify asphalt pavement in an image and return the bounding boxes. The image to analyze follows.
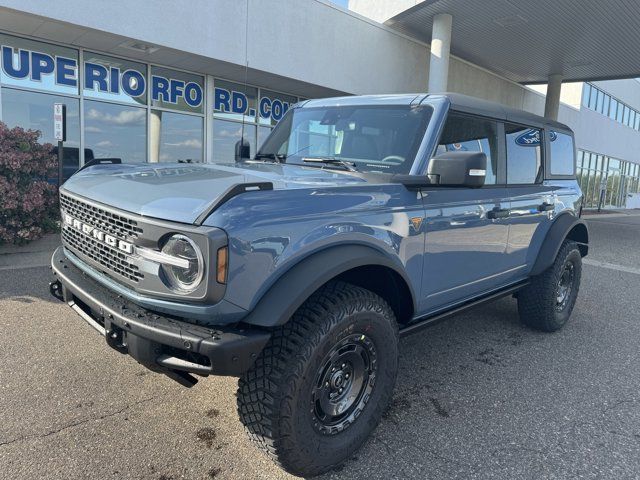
[1,212,639,479]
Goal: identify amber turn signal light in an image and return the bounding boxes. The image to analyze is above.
[216,246,228,284]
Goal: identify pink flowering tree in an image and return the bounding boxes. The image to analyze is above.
[0,122,60,245]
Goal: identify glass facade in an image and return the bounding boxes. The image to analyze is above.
[583,83,640,131]
[0,32,302,171]
[577,150,640,208]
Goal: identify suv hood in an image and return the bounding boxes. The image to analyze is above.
[61,162,369,224]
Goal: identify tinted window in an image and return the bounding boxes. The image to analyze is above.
[150,66,204,114]
[83,52,146,106]
[549,131,575,175]
[609,99,618,120]
[436,113,498,184]
[212,118,256,164]
[1,87,80,180]
[505,124,542,184]
[84,99,146,163]
[0,33,79,95]
[151,110,203,163]
[582,84,591,107]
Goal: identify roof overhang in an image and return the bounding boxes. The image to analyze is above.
[385,0,640,84]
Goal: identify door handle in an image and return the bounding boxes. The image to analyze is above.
[487,208,510,219]
[538,202,555,212]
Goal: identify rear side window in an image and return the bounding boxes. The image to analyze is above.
[549,131,575,175]
[436,113,498,184]
[505,123,543,184]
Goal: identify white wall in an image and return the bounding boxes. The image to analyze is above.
[0,0,430,96]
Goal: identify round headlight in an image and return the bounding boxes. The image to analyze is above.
[160,234,204,292]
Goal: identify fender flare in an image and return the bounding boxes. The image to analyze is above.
[530,213,589,276]
[241,244,417,328]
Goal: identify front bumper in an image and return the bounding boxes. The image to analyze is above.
[50,246,270,384]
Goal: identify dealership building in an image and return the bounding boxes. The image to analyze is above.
[1,0,640,208]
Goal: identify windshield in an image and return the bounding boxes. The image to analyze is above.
[255,104,433,174]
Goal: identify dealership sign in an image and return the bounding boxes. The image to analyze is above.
[214,87,291,122]
[1,46,202,107]
[1,46,291,121]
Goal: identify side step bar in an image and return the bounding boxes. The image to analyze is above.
[399,281,528,337]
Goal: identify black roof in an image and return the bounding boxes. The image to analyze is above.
[433,93,572,133]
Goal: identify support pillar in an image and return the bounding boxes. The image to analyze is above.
[428,13,453,93]
[149,110,162,163]
[544,74,563,120]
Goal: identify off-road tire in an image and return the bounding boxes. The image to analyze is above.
[237,281,399,477]
[518,240,582,332]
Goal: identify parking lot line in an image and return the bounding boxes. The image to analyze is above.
[583,258,640,276]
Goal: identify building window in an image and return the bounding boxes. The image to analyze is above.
[151,110,203,163]
[623,105,631,126]
[609,99,618,120]
[505,124,542,184]
[0,33,79,95]
[258,89,297,126]
[213,79,258,123]
[1,87,80,180]
[150,66,203,115]
[84,99,146,163]
[212,118,256,163]
[596,89,604,113]
[583,83,640,131]
[83,52,147,106]
[603,94,611,116]
[0,32,304,169]
[582,84,591,108]
[616,104,624,123]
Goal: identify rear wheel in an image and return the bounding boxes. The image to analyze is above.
[518,240,582,332]
[237,281,399,477]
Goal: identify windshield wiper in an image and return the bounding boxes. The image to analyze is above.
[254,152,286,162]
[302,157,357,172]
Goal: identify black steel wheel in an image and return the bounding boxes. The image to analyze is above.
[555,260,576,312]
[311,333,377,434]
[237,281,398,477]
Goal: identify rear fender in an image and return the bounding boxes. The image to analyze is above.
[530,213,589,276]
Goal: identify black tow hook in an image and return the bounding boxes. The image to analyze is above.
[49,280,64,302]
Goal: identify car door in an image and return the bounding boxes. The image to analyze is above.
[503,123,556,279]
[419,112,512,313]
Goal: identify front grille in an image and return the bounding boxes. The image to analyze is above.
[60,193,143,240]
[60,193,144,283]
[62,227,144,282]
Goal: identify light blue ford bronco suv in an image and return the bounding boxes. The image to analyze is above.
[50,93,588,476]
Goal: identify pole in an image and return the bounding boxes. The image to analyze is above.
[54,103,67,187]
[58,140,64,188]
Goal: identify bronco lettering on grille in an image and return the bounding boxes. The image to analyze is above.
[63,212,134,254]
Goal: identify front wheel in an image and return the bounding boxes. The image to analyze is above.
[237,281,399,477]
[518,240,582,332]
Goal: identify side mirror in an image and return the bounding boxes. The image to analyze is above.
[427,151,487,188]
[235,138,251,161]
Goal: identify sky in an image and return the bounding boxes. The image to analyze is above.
[327,0,349,8]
